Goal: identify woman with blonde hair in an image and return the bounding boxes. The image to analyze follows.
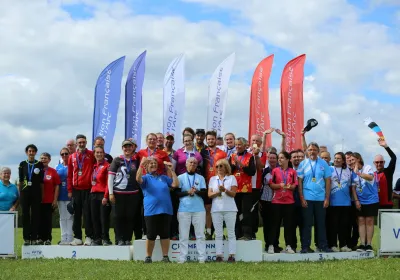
[208,159,238,262]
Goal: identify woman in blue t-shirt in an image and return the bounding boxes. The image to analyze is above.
[56,147,73,245]
[136,156,179,263]
[350,152,378,253]
[0,167,19,211]
[326,152,353,252]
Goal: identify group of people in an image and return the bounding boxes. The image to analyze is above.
[0,126,398,263]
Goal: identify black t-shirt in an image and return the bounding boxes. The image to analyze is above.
[18,160,44,190]
[109,156,140,194]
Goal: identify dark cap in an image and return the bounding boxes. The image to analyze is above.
[166,135,174,140]
[196,129,205,135]
[122,139,137,147]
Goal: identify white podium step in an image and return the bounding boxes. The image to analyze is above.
[22,245,132,260]
[133,240,263,262]
[263,251,375,262]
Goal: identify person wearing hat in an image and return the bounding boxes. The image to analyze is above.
[164,135,176,159]
[195,129,207,153]
[108,139,141,245]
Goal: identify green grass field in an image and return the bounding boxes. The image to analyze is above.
[1,228,399,280]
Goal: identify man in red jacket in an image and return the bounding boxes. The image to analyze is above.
[68,134,95,246]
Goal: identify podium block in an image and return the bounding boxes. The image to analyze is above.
[262,251,375,262]
[22,245,132,260]
[133,240,262,262]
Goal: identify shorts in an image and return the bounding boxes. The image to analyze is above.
[144,214,171,240]
[357,202,379,217]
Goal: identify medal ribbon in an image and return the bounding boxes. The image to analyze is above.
[26,160,35,182]
[309,158,318,180]
[76,151,86,170]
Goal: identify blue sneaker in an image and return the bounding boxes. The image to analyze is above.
[322,247,334,253]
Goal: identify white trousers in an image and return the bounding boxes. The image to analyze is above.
[58,201,73,242]
[178,211,206,262]
[211,211,237,255]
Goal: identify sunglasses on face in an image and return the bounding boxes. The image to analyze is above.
[61,153,69,156]
[374,161,384,164]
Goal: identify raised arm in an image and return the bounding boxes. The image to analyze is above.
[261,128,275,152]
[275,129,287,153]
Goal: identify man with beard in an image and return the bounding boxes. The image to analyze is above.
[195,129,207,153]
[156,133,165,150]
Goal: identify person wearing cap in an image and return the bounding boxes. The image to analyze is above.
[298,142,333,253]
[108,139,141,245]
[93,136,114,163]
[18,144,45,246]
[373,138,397,210]
[68,134,95,246]
[164,135,176,158]
[38,152,60,245]
[56,147,73,245]
[195,129,207,153]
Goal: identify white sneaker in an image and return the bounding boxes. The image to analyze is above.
[285,245,295,254]
[331,246,340,252]
[84,237,92,246]
[340,246,352,252]
[142,235,147,240]
[70,238,83,246]
[156,236,160,240]
[267,245,274,254]
[59,241,70,245]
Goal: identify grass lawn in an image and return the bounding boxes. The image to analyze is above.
[1,227,399,279]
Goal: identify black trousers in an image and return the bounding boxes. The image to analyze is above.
[113,193,141,243]
[235,193,253,238]
[269,203,295,247]
[20,187,41,241]
[292,205,304,250]
[326,206,351,248]
[39,203,53,241]
[260,200,280,248]
[251,189,261,236]
[72,189,93,240]
[133,190,144,239]
[90,192,111,241]
[347,201,360,248]
[170,191,179,237]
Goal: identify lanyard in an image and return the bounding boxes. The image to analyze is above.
[217,178,226,186]
[237,152,247,170]
[207,148,216,167]
[93,161,105,180]
[124,158,132,173]
[309,159,318,179]
[185,150,194,159]
[334,167,343,184]
[147,147,156,157]
[26,160,35,181]
[280,168,288,185]
[187,173,196,188]
[76,151,86,170]
[227,147,235,158]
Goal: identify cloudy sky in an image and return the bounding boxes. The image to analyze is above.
[1,0,399,181]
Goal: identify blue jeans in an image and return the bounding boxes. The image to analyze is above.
[301,200,327,249]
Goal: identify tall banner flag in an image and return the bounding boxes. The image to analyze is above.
[163,54,185,147]
[248,55,274,146]
[125,51,146,149]
[206,53,235,136]
[280,54,306,152]
[92,56,125,153]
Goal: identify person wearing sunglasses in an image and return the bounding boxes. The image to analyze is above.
[229,137,256,241]
[373,138,397,210]
[176,157,207,263]
[350,152,378,252]
[267,151,297,254]
[208,159,238,262]
[56,147,73,245]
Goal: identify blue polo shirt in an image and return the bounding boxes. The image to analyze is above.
[297,158,332,201]
[178,173,206,213]
[56,163,69,201]
[330,166,352,206]
[0,181,19,211]
[352,165,379,205]
[141,174,173,216]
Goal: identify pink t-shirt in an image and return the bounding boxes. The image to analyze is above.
[269,167,298,204]
[173,148,203,176]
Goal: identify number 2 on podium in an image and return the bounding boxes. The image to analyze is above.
[72,250,77,258]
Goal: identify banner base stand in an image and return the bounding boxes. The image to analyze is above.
[263,251,375,262]
[22,245,132,260]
